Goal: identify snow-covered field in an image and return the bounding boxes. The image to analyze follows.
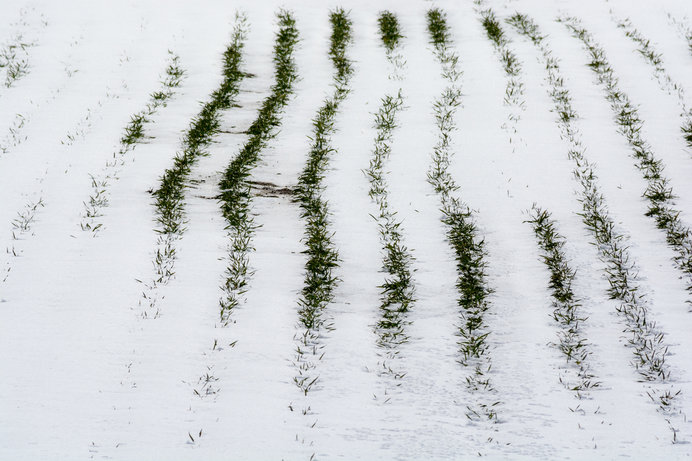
[1,0,692,459]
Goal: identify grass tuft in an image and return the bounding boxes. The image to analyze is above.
[378,11,403,51]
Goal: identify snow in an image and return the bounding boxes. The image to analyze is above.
[1,0,691,459]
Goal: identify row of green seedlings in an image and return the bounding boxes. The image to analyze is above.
[141,14,249,318]
[365,11,415,373]
[0,8,41,88]
[474,1,525,144]
[508,14,681,441]
[613,16,692,151]
[192,8,299,409]
[525,206,598,397]
[560,16,692,311]
[427,8,499,422]
[476,10,598,398]
[217,10,299,326]
[81,51,185,233]
[293,8,353,398]
[666,13,692,57]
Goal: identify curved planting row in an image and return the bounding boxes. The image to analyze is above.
[509,13,682,441]
[365,12,415,367]
[474,1,525,146]
[293,8,353,399]
[141,15,248,318]
[189,11,299,404]
[613,16,692,151]
[525,206,597,397]
[560,17,692,311]
[560,17,692,313]
[217,10,298,325]
[426,8,499,422]
[81,52,185,233]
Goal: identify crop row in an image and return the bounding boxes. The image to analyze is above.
[475,1,525,144]
[141,14,249,318]
[365,12,415,366]
[217,11,299,325]
[427,8,499,422]
[613,16,692,151]
[293,8,353,398]
[82,52,185,233]
[525,206,597,396]
[510,13,681,441]
[190,11,300,404]
[560,16,692,311]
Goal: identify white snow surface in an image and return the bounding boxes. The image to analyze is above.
[1,0,692,459]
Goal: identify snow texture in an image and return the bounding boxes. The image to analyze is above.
[0,0,691,459]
